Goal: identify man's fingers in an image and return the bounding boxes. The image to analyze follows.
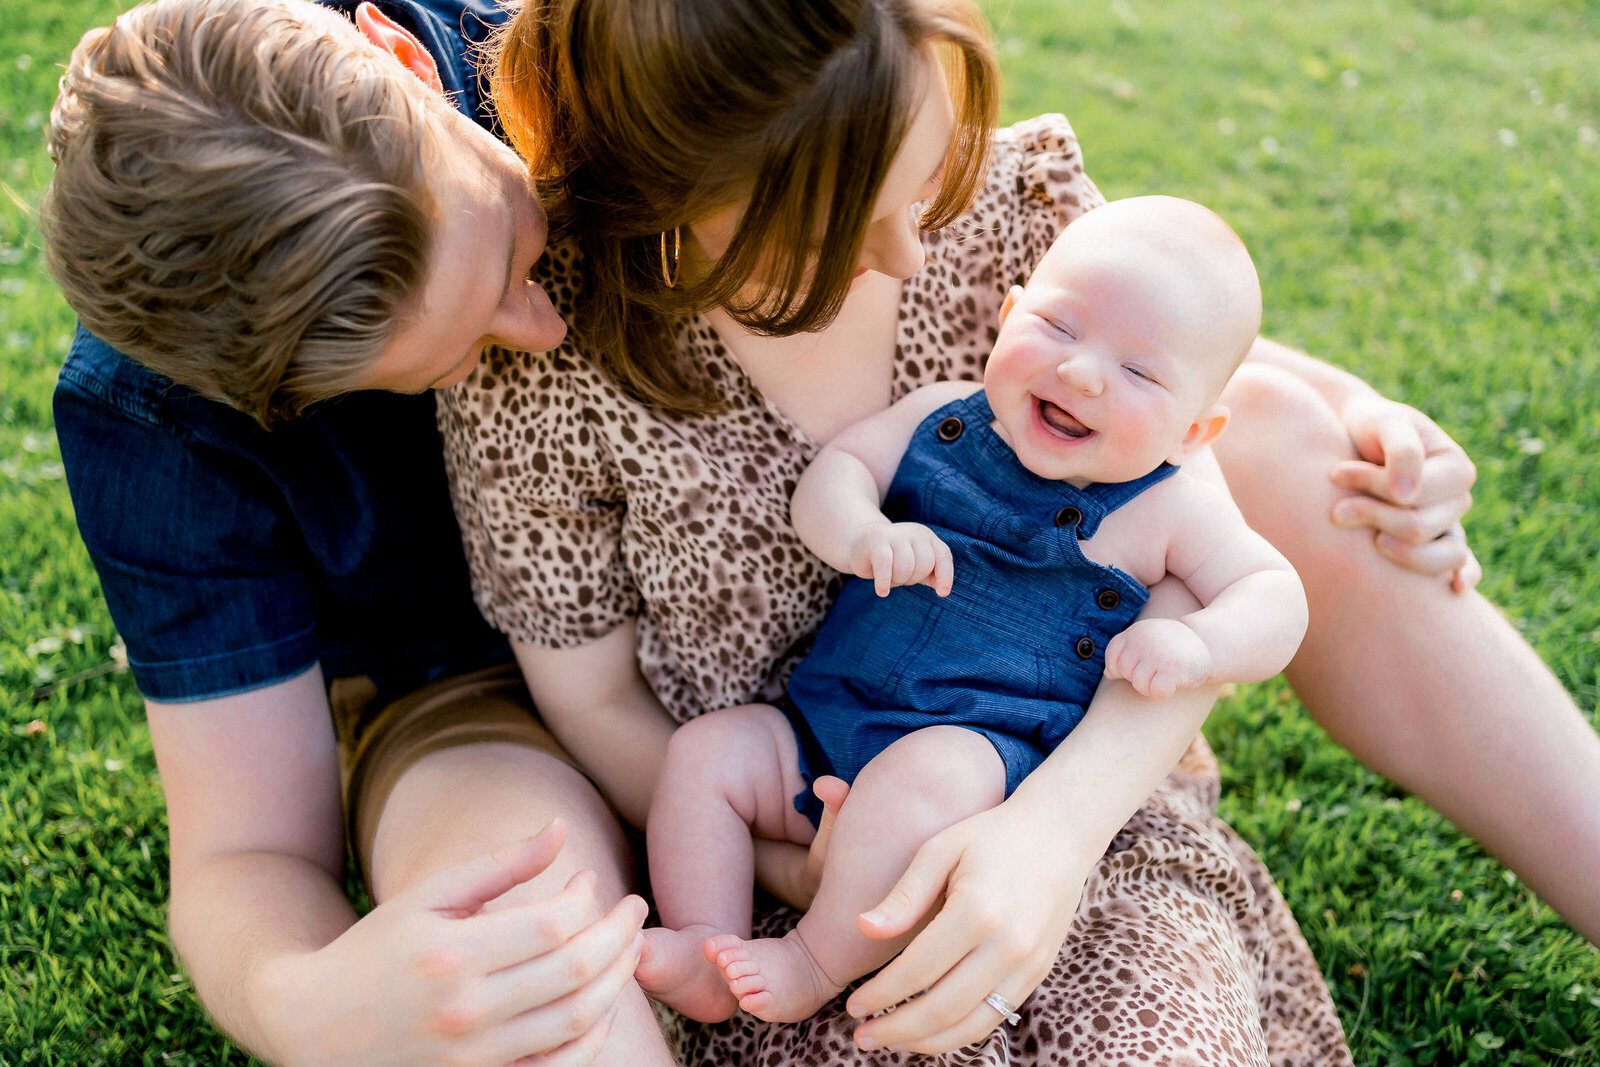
[487,897,646,1025]
[469,871,618,973]
[426,820,567,917]
[491,929,642,1062]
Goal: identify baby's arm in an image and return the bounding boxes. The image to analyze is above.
[791,381,977,596]
[1104,478,1308,698]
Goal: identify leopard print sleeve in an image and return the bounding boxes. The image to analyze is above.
[437,327,640,650]
[1006,113,1108,283]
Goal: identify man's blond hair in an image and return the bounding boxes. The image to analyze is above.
[41,0,442,425]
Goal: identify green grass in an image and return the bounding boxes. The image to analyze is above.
[3,0,1598,1062]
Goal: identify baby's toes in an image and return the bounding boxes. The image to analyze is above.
[702,932,745,967]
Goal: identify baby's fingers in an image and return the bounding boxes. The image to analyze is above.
[917,538,955,597]
[869,541,895,597]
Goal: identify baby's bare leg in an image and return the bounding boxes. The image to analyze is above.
[709,725,1006,1022]
[640,704,814,1022]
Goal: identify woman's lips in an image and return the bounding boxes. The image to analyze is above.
[1037,397,1093,439]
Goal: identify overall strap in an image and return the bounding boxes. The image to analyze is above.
[1081,461,1181,515]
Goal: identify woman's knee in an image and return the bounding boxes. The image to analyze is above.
[1215,364,1378,574]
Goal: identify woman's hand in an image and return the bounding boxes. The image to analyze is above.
[1330,392,1482,592]
[261,820,647,1066]
[843,801,1090,1054]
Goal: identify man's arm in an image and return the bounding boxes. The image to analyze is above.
[145,669,352,1061]
[151,668,644,1065]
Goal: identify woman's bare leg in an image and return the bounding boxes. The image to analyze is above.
[1215,363,1600,942]
[371,742,677,1065]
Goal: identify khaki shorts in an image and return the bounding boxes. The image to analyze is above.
[329,662,579,888]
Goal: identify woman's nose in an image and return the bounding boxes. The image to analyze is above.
[860,207,926,281]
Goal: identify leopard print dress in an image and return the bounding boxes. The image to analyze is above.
[439,115,1353,1066]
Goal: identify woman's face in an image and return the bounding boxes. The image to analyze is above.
[687,56,956,301]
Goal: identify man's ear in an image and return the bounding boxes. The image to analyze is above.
[998,285,1025,328]
[1171,403,1230,462]
[355,2,444,93]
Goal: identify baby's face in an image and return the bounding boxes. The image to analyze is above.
[984,219,1251,485]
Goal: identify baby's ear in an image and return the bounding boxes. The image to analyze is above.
[355,2,444,93]
[1170,403,1230,462]
[997,285,1025,328]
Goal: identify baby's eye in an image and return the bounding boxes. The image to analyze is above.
[1044,317,1076,340]
[1126,365,1159,384]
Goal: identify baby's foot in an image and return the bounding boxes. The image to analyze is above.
[704,931,845,1023]
[637,925,739,1022]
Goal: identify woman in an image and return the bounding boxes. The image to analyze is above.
[441,0,1600,1061]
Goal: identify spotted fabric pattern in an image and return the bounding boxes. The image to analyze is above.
[439,115,1352,1065]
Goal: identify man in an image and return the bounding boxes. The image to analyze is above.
[43,1,673,1061]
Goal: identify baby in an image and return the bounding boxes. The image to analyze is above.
[636,196,1309,1025]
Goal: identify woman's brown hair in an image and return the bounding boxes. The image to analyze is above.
[491,0,997,413]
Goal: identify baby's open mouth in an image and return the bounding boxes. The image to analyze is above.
[1038,398,1093,439]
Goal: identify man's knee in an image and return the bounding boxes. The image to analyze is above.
[372,743,631,904]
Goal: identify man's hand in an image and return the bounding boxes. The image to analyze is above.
[261,821,647,1066]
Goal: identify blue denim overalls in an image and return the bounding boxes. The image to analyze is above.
[787,388,1177,821]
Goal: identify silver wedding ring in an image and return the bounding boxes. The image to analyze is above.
[984,991,1022,1026]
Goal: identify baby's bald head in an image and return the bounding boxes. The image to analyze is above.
[1038,196,1262,398]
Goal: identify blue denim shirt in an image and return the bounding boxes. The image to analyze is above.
[53,0,512,704]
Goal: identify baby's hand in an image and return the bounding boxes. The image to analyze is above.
[849,522,953,597]
[1103,618,1213,699]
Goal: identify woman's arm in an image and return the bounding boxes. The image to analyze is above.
[511,623,677,831]
[151,668,644,1065]
[840,577,1216,1054]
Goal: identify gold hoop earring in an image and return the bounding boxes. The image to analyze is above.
[659,226,681,289]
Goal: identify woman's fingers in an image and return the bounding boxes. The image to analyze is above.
[509,1002,620,1067]
[1331,495,1467,545]
[1330,452,1475,509]
[1375,525,1473,578]
[491,930,643,1063]
[851,942,1014,1053]
[847,897,977,1019]
[854,835,955,944]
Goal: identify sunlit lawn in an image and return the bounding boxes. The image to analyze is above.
[3,0,1597,1062]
